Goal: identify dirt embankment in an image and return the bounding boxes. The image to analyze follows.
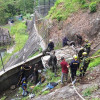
[48,8,100,50]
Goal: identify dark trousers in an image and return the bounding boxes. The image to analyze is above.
[86,48,90,55]
[80,64,88,77]
[17,72,25,86]
[52,64,57,75]
[71,68,77,80]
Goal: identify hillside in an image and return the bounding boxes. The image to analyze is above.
[46,0,100,50]
[0,0,100,100]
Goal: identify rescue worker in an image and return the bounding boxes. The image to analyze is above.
[62,36,69,47]
[17,64,31,86]
[48,39,54,52]
[75,33,82,46]
[78,47,84,61]
[80,52,90,77]
[70,55,80,81]
[84,39,91,55]
[34,64,39,84]
[60,57,69,84]
[49,50,57,76]
[21,77,28,96]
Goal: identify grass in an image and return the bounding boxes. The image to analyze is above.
[82,85,99,97]
[0,21,28,70]
[46,0,100,21]
[88,49,100,70]
[92,98,100,100]
[17,68,61,98]
[47,0,80,21]
[0,96,7,100]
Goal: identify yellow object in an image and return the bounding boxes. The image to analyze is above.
[85,39,88,42]
[73,55,78,59]
[82,52,87,55]
[49,39,52,42]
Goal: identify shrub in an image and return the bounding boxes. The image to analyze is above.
[89,2,97,12]
[57,15,63,22]
[79,0,86,5]
[81,4,89,9]
[82,85,99,96]
[42,90,50,95]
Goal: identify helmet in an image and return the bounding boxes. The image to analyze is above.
[82,52,87,55]
[88,43,91,46]
[73,55,78,59]
[61,56,64,60]
[49,39,52,42]
[85,39,88,43]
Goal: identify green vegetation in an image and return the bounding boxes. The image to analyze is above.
[88,49,100,69]
[18,69,61,98]
[0,0,36,24]
[89,2,97,12]
[82,85,99,96]
[92,98,100,100]
[47,0,100,21]
[0,22,28,70]
[0,96,6,100]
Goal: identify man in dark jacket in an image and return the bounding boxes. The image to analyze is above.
[75,33,83,46]
[70,55,80,80]
[62,36,69,47]
[48,39,54,52]
[17,64,31,86]
[49,51,57,76]
[34,64,39,84]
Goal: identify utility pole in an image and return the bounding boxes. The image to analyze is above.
[0,52,5,71]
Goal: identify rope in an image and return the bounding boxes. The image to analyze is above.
[69,69,85,100]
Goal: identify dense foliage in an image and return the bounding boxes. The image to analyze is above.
[0,0,35,24]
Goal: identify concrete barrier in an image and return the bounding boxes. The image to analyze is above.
[0,53,43,93]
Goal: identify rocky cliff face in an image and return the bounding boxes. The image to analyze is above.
[48,9,100,50]
[0,27,11,45]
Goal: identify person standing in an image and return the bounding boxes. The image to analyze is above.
[84,39,91,55]
[34,64,39,84]
[49,51,57,76]
[80,52,90,77]
[60,57,69,84]
[17,64,31,86]
[75,33,83,46]
[48,39,54,52]
[70,55,79,81]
